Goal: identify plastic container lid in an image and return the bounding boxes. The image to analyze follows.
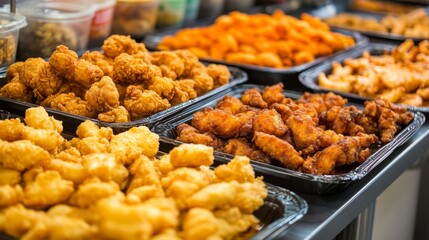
[18,2,95,22]
[0,12,27,34]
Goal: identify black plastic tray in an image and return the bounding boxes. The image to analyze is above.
[322,9,429,43]
[0,108,307,240]
[0,65,247,135]
[299,43,429,114]
[152,84,426,194]
[143,27,368,91]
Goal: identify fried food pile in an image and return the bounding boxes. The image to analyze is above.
[0,34,231,122]
[318,39,429,107]
[158,10,355,68]
[325,8,429,38]
[0,107,267,240]
[176,83,414,175]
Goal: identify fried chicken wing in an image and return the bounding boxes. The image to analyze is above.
[253,131,304,170]
[262,83,285,106]
[41,93,97,118]
[241,88,268,109]
[124,86,171,119]
[253,109,288,137]
[102,34,148,58]
[286,111,323,155]
[176,123,224,150]
[223,138,271,164]
[85,76,120,112]
[192,108,254,139]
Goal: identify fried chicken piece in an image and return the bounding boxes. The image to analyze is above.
[85,76,120,112]
[145,76,176,100]
[169,144,214,168]
[127,155,162,193]
[188,62,214,95]
[73,59,104,88]
[215,95,256,114]
[151,51,185,80]
[303,133,378,175]
[30,62,63,102]
[223,138,271,164]
[270,103,293,123]
[19,58,46,88]
[286,111,323,155]
[214,156,256,183]
[364,99,414,143]
[241,88,268,109]
[81,50,114,76]
[98,106,131,123]
[0,140,50,171]
[253,131,304,170]
[25,106,63,133]
[0,76,33,102]
[21,125,65,153]
[113,53,162,85]
[174,49,200,76]
[69,178,120,208]
[206,64,231,88]
[102,34,148,58]
[23,170,74,209]
[5,61,24,80]
[253,109,288,137]
[108,126,159,164]
[0,118,25,141]
[262,83,285,106]
[0,185,23,208]
[296,92,348,113]
[56,80,88,99]
[41,93,97,118]
[48,45,78,79]
[169,80,197,105]
[319,106,366,136]
[76,119,113,140]
[176,123,224,150]
[70,136,110,155]
[192,108,254,139]
[124,86,171,119]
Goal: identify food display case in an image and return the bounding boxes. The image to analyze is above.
[1,0,429,239]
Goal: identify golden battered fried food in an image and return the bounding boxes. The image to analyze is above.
[0,140,50,172]
[112,53,162,84]
[41,93,97,118]
[253,109,288,138]
[25,106,63,133]
[150,51,185,80]
[81,50,114,76]
[124,86,171,120]
[241,88,268,109]
[206,64,231,88]
[176,123,224,150]
[262,83,286,106]
[97,106,131,123]
[102,34,147,58]
[223,138,271,164]
[85,76,120,112]
[0,77,33,102]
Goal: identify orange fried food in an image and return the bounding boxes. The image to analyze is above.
[85,76,120,112]
[41,93,97,118]
[253,131,304,170]
[101,34,147,58]
[253,109,288,137]
[124,86,171,120]
[192,108,254,139]
[81,50,114,76]
[19,58,48,88]
[303,133,378,175]
[176,123,224,150]
[295,92,348,114]
[145,76,176,100]
[223,138,271,164]
[0,76,33,102]
[206,64,231,88]
[215,95,249,114]
[5,61,24,81]
[27,63,63,103]
[262,83,285,106]
[241,88,268,109]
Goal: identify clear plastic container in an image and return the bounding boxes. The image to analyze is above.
[156,0,186,28]
[112,0,160,39]
[17,1,95,60]
[88,0,116,48]
[0,12,26,68]
[198,0,224,19]
[184,0,200,23]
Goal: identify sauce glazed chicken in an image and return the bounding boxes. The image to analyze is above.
[176,83,414,175]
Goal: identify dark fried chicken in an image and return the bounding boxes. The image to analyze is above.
[241,88,268,109]
[253,109,288,137]
[262,83,285,106]
[176,123,224,150]
[223,138,270,164]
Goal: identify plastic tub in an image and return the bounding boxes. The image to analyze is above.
[156,0,186,28]
[198,0,224,19]
[184,0,200,23]
[16,2,94,60]
[0,12,26,69]
[112,0,160,39]
[88,0,116,48]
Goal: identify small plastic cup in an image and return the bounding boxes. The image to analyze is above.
[184,0,200,24]
[0,12,26,68]
[112,0,160,40]
[88,0,116,48]
[17,1,95,60]
[156,0,186,28]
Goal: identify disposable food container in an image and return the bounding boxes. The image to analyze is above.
[184,0,200,23]
[88,0,116,48]
[144,28,368,91]
[156,0,186,28]
[0,65,247,135]
[0,108,308,240]
[153,84,425,194]
[0,12,26,69]
[17,1,95,60]
[298,43,429,114]
[112,0,160,39]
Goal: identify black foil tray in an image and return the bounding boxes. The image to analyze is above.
[0,109,307,240]
[0,65,247,135]
[153,84,425,194]
[143,27,368,91]
[299,43,429,114]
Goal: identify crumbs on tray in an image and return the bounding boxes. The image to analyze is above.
[0,106,267,240]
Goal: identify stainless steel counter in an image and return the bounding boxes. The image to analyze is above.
[273,123,429,240]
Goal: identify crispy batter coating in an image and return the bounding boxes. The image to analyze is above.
[262,83,285,106]
[0,77,33,102]
[124,86,171,120]
[145,76,176,100]
[30,62,63,102]
[69,178,120,208]
[241,88,268,109]
[19,58,46,88]
[295,92,348,113]
[188,63,214,95]
[214,155,257,183]
[102,34,147,58]
[223,138,271,164]
[206,64,231,88]
[0,185,23,208]
[48,45,78,80]
[97,106,131,123]
[0,140,50,171]
[81,50,114,76]
[0,167,21,185]
[76,120,113,140]
[192,108,254,139]
[169,144,214,168]
[253,109,288,137]
[5,61,24,81]
[253,131,304,170]
[176,123,224,150]
[112,53,162,84]
[150,51,185,80]
[25,106,63,133]
[85,76,120,112]
[41,93,97,118]
[215,95,247,114]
